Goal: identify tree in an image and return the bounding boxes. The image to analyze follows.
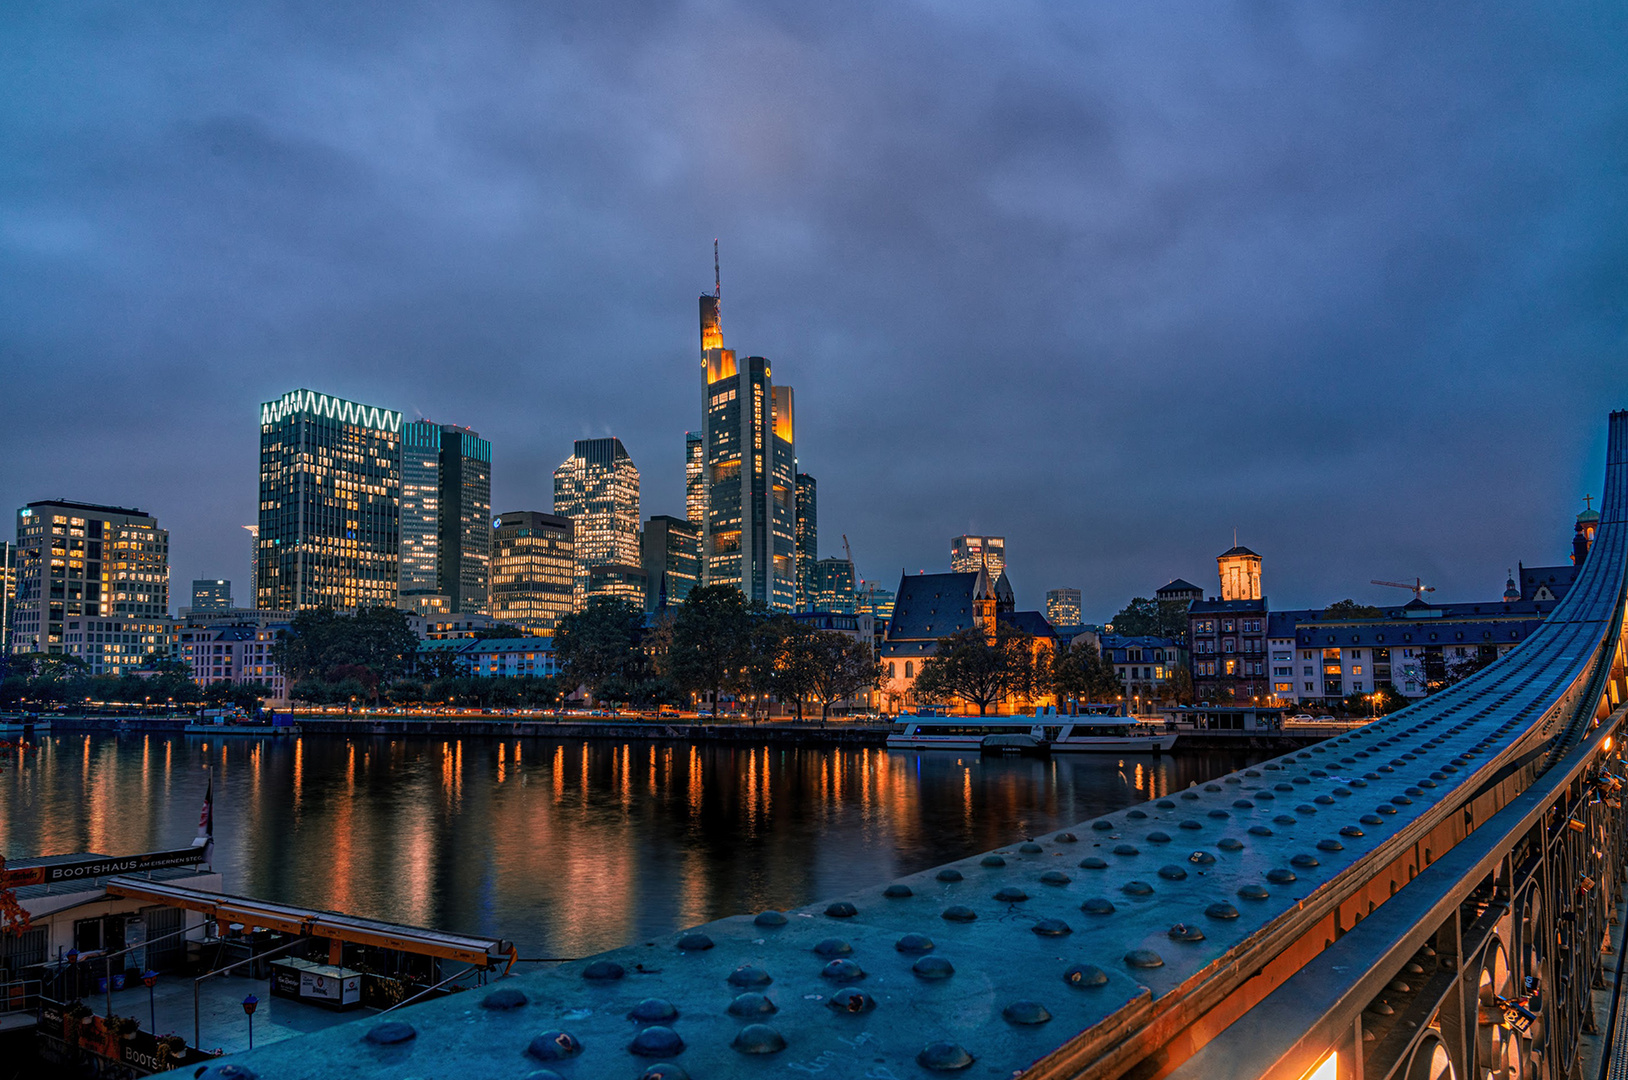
[1159,664,1195,706]
[271,607,419,697]
[1324,599,1382,619]
[1108,598,1189,639]
[668,585,752,715]
[483,622,527,639]
[914,625,1036,716]
[553,597,645,707]
[1050,639,1122,709]
[804,632,883,722]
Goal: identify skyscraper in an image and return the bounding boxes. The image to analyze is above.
[490,511,575,635]
[400,420,492,615]
[243,525,259,605]
[553,437,641,606]
[812,556,856,613]
[192,580,234,612]
[11,500,173,673]
[795,472,817,611]
[1045,588,1082,626]
[685,431,705,530]
[950,535,1006,577]
[257,389,402,612]
[699,261,797,610]
[642,515,701,611]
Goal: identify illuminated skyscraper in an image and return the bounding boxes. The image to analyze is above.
[812,556,856,613]
[243,525,259,603]
[400,420,492,615]
[191,580,233,612]
[686,432,705,529]
[491,511,575,635]
[950,535,1005,577]
[795,472,816,611]
[553,437,641,606]
[642,515,701,611]
[257,389,402,612]
[1045,588,1082,626]
[698,264,797,610]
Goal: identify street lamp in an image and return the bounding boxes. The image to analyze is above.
[242,993,258,1048]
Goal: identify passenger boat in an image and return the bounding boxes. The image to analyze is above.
[886,708,1177,753]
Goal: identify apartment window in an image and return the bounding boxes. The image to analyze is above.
[1352,665,1363,676]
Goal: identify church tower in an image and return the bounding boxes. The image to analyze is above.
[1217,544,1262,601]
[1574,497,1599,567]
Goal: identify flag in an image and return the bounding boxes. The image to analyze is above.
[197,775,214,839]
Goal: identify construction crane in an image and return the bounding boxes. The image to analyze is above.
[1371,577,1436,600]
[842,534,854,566]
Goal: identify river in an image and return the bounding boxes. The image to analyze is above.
[1,732,1263,958]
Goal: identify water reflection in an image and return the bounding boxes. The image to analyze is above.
[1,734,1261,958]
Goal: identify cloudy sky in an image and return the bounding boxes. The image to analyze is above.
[3,2,1624,618]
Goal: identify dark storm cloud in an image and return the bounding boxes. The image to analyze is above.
[2,1,1624,616]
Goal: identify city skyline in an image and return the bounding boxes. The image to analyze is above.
[2,7,1623,617]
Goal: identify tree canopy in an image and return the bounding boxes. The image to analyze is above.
[270,607,420,699]
[667,585,753,711]
[1324,599,1383,619]
[553,596,646,706]
[1107,597,1189,639]
[914,625,1036,715]
[1048,638,1122,706]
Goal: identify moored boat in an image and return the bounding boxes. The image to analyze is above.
[887,707,1176,753]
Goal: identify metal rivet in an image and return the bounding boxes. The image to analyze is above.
[1168,923,1204,942]
[1127,809,1149,819]
[896,933,936,953]
[1056,832,1078,842]
[1181,791,1200,800]
[942,906,977,922]
[732,1024,786,1054]
[1314,795,1335,806]
[982,854,1007,868]
[1079,857,1108,869]
[1274,815,1297,826]
[755,910,789,926]
[727,965,772,988]
[1274,783,1294,792]
[1418,781,1437,790]
[1032,918,1072,937]
[1245,826,1270,838]
[1179,820,1203,830]
[1019,842,1044,854]
[1238,884,1269,900]
[1292,854,1321,868]
[917,1042,975,1071]
[1256,792,1276,801]
[1205,902,1239,920]
[527,1031,583,1061]
[1317,839,1344,852]
[582,960,624,980]
[1245,769,1262,777]
[1296,805,1317,815]
[1157,865,1187,881]
[1189,851,1216,864]
[1121,881,1154,896]
[727,992,777,1017]
[883,884,913,899]
[1113,844,1139,857]
[1232,800,1255,809]
[1156,799,1176,809]
[1147,831,1172,844]
[826,902,858,918]
[1219,838,1245,850]
[994,887,1028,902]
[637,1064,689,1080]
[196,1068,259,1080]
[813,938,853,957]
[630,1026,684,1058]
[1125,949,1165,969]
[1081,897,1116,915]
[1267,868,1297,884]
[1064,963,1109,987]
[1361,814,1384,825]
[365,1021,416,1045]
[821,959,865,982]
[1340,826,1364,837]
[913,956,955,979]
[1205,784,1223,792]
[1208,809,1230,819]
[937,868,964,882]
[1378,805,1398,815]
[676,933,713,951]
[630,998,679,1023]
[1333,787,1353,797]
[482,988,528,1010]
[1092,819,1114,830]
[828,988,876,1014]
[1003,1000,1052,1025]
[1040,870,1071,885]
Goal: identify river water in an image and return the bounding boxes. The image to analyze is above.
[1,733,1262,958]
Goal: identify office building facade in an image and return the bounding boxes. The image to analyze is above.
[812,556,856,614]
[1045,588,1082,627]
[698,288,797,610]
[642,515,701,611]
[553,437,641,606]
[490,512,575,636]
[191,580,233,612]
[400,420,492,615]
[951,535,1005,577]
[795,472,817,611]
[257,389,402,612]
[686,432,705,530]
[11,500,174,673]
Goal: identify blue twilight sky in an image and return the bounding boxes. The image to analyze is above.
[1,2,1624,619]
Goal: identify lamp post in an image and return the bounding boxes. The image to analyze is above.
[242,993,258,1049]
[142,970,157,1034]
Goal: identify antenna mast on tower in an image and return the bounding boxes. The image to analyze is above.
[714,239,721,300]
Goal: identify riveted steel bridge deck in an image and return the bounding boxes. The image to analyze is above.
[170,412,1628,1080]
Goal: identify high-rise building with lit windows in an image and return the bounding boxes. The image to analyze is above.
[191,580,233,612]
[951,535,1005,577]
[642,515,701,611]
[552,437,641,607]
[698,272,797,610]
[812,556,856,613]
[400,420,492,615]
[257,389,402,612]
[490,511,575,635]
[10,500,175,673]
[795,472,816,611]
[1045,588,1082,627]
[686,432,705,530]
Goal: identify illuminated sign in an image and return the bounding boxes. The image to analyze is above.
[260,389,402,433]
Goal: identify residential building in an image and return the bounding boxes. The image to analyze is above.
[950,535,1005,577]
[1266,609,1321,704]
[256,389,402,612]
[795,472,817,611]
[11,501,172,670]
[490,512,575,636]
[698,279,798,610]
[642,515,701,612]
[400,420,493,616]
[685,432,705,530]
[411,612,499,641]
[417,636,558,679]
[812,556,856,614]
[553,437,641,606]
[1045,588,1082,627]
[1096,634,1186,711]
[1187,542,1270,703]
[190,580,233,612]
[179,617,290,702]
